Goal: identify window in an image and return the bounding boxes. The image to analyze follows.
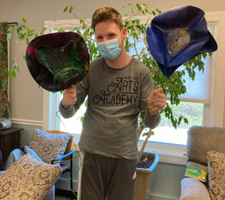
[60,95,87,133]
[43,12,225,164]
[143,24,214,145]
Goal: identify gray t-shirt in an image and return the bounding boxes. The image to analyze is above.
[59,57,161,160]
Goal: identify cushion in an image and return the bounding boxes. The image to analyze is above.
[43,130,74,160]
[180,178,211,200]
[0,154,62,199]
[29,129,71,164]
[187,126,225,165]
[207,151,225,200]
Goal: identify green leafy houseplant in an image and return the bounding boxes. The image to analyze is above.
[8,2,211,164]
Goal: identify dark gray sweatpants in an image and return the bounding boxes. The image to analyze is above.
[78,152,137,200]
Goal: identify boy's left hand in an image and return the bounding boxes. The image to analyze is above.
[148,86,166,116]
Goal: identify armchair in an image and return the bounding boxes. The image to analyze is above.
[180,126,225,200]
[2,129,76,200]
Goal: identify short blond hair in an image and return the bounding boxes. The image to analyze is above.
[91,6,123,32]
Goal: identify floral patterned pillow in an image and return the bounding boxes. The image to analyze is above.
[29,129,71,164]
[207,151,225,200]
[0,154,62,200]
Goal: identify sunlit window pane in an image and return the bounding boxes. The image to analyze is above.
[139,101,204,145]
[60,95,87,134]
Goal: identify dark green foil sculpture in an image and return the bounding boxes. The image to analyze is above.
[26,32,89,92]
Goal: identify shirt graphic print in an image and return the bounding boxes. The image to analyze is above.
[93,76,139,105]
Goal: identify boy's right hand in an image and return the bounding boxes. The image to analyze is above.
[61,85,77,108]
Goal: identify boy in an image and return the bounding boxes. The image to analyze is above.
[59,5,166,200]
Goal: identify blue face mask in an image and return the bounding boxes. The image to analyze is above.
[97,38,122,61]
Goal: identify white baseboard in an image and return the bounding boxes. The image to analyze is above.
[11,118,42,126]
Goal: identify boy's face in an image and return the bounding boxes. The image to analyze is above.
[95,21,126,48]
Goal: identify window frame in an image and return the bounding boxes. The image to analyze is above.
[42,11,225,165]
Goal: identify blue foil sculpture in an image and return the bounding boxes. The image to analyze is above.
[26,32,89,92]
[146,5,217,77]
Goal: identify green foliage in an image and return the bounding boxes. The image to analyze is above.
[57,28,66,32]
[22,17,27,23]
[80,116,84,122]
[142,130,154,137]
[8,18,41,45]
[63,6,69,13]
[122,2,156,17]
[7,25,15,40]
[63,6,73,14]
[69,6,73,14]
[160,101,203,128]
[8,60,20,78]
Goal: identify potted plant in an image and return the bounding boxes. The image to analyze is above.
[7,2,212,199]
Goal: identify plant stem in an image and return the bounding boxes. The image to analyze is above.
[137,124,146,142]
[133,37,140,60]
[46,22,81,28]
[139,46,148,56]
[79,34,96,42]
[73,14,91,25]
[137,128,152,163]
[123,11,141,22]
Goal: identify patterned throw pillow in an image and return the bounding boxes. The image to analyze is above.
[207,151,225,200]
[29,129,71,164]
[0,154,62,200]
